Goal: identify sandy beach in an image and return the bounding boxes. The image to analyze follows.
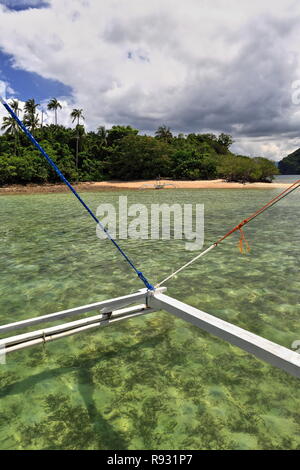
[0,179,290,195]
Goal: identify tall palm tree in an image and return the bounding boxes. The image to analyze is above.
[47,98,62,125]
[155,125,173,142]
[74,124,85,151]
[1,116,19,155]
[40,108,45,128]
[1,99,22,155]
[97,125,107,147]
[70,108,85,126]
[9,99,22,117]
[9,99,22,154]
[70,109,85,170]
[24,113,40,134]
[24,98,39,116]
[1,115,18,139]
[24,99,40,135]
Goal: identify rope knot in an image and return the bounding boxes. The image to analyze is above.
[237,219,248,230]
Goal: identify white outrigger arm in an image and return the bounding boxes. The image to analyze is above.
[1,288,300,379]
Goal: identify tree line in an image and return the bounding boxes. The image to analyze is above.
[0,98,279,185]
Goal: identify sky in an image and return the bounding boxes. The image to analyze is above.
[1,0,300,160]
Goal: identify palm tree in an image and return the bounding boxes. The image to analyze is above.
[97,126,107,147]
[24,98,39,116]
[70,109,85,170]
[1,117,20,155]
[1,116,16,135]
[70,108,85,126]
[24,113,40,134]
[10,99,22,117]
[74,124,85,151]
[10,99,22,153]
[23,99,40,135]
[155,125,173,142]
[47,98,62,125]
[1,99,22,155]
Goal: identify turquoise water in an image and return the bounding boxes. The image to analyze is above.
[0,187,299,450]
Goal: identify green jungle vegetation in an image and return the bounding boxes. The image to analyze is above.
[279,148,300,175]
[0,98,279,185]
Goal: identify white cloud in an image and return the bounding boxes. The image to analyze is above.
[0,0,300,160]
[0,80,20,127]
[232,136,300,161]
[0,80,8,98]
[0,79,15,97]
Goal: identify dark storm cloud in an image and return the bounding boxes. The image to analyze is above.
[101,14,300,143]
[1,0,300,159]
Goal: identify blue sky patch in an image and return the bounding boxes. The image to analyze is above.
[0,0,50,11]
[0,50,72,102]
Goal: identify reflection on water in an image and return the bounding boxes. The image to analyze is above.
[0,187,299,450]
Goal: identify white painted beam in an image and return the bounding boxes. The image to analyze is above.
[0,290,149,335]
[0,304,155,354]
[150,293,300,378]
[0,288,167,336]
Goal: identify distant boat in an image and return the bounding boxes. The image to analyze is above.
[139,177,176,190]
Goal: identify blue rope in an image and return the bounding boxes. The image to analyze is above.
[0,98,154,291]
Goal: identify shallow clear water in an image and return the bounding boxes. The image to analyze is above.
[0,187,299,450]
[274,174,300,184]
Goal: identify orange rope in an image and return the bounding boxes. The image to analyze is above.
[156,178,300,287]
[238,227,251,254]
[214,179,300,251]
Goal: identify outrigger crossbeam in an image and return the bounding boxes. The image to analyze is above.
[1,288,300,379]
[0,289,163,354]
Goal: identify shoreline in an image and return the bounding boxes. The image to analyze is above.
[0,179,290,195]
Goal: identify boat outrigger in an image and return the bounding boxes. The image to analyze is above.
[1,97,300,379]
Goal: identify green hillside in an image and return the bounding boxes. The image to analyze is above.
[279,149,300,174]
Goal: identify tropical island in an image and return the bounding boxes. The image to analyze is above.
[0,98,282,189]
